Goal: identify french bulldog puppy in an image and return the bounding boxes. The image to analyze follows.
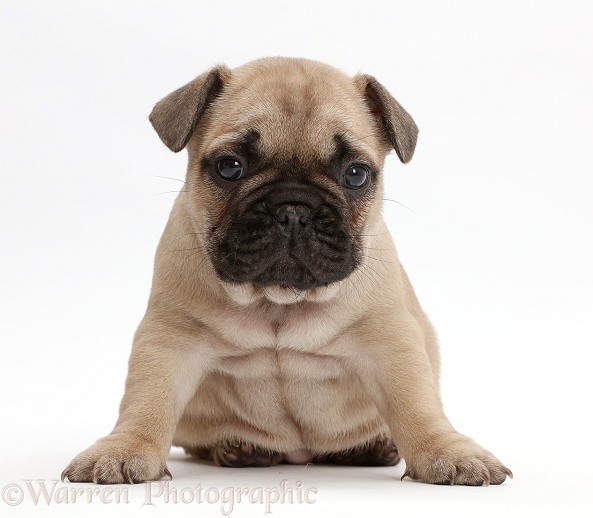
[62,57,511,485]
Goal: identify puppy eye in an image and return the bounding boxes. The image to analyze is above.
[343,165,369,189]
[216,158,245,180]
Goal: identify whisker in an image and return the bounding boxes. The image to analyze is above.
[153,190,187,196]
[186,249,205,261]
[345,273,364,300]
[355,263,380,290]
[330,231,392,239]
[166,247,202,253]
[383,198,414,213]
[151,175,186,184]
[361,246,396,252]
[189,254,210,277]
[359,261,385,288]
[363,262,385,282]
[365,255,395,264]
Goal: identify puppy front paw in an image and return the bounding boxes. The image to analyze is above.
[61,433,171,484]
[402,433,512,486]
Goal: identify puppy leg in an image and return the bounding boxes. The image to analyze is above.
[352,314,512,485]
[62,317,213,484]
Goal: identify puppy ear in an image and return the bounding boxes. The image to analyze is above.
[355,74,418,163]
[149,65,231,152]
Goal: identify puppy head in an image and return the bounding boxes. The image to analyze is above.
[150,57,417,304]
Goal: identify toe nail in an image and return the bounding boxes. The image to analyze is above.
[123,465,134,484]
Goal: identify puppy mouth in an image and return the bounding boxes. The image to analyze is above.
[213,233,347,291]
[209,184,360,290]
[243,248,325,290]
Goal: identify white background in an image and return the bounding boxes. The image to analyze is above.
[1,1,592,516]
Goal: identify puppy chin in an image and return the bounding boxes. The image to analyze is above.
[221,282,341,306]
[263,284,342,305]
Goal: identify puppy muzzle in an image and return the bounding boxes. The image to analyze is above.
[210,183,360,290]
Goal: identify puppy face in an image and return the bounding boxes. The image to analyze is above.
[149,58,418,301]
[205,157,365,291]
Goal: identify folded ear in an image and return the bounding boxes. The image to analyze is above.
[354,74,418,163]
[149,65,231,152]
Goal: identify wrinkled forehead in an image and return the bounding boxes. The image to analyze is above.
[201,65,384,164]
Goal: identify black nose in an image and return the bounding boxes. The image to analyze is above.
[274,204,311,229]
